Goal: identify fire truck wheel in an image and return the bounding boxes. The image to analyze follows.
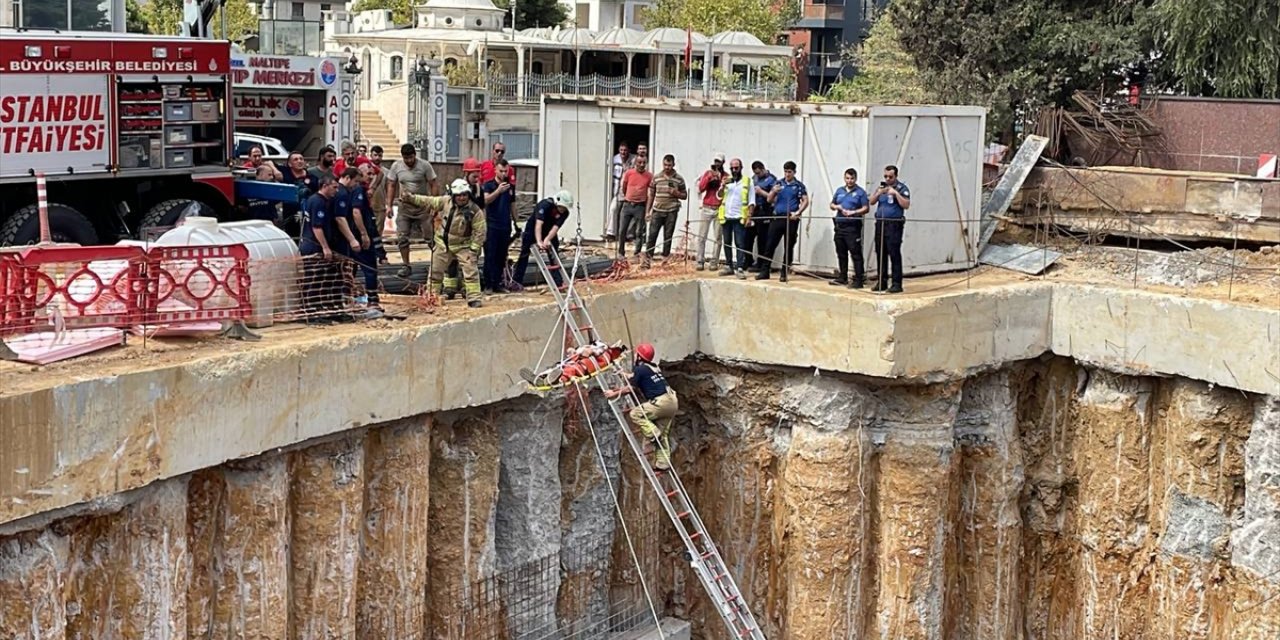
[0,203,99,246]
[140,199,216,233]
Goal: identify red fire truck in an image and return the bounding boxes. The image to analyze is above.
[0,30,237,245]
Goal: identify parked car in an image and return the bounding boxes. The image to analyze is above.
[233,133,289,164]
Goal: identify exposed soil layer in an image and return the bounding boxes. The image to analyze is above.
[1,358,1277,640]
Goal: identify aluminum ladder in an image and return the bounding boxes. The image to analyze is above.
[530,246,766,640]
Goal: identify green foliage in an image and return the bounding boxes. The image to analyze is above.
[141,0,256,40]
[513,0,568,29]
[125,0,150,32]
[710,67,741,88]
[351,0,414,26]
[640,0,800,43]
[823,12,928,104]
[1150,0,1280,99]
[444,58,485,87]
[888,0,1154,136]
[141,0,184,35]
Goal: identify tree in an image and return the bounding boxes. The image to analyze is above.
[822,12,928,104]
[1149,0,1280,99]
[126,0,150,32]
[641,0,800,44]
[351,0,413,26]
[513,0,568,29]
[142,0,257,40]
[888,0,1153,138]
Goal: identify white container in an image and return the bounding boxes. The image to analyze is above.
[539,97,987,276]
[155,216,299,327]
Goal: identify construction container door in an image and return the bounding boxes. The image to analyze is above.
[559,121,608,238]
[868,106,985,274]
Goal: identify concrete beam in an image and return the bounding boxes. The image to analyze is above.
[1,278,1276,527]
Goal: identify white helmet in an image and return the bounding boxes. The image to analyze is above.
[448,178,471,196]
[553,190,574,209]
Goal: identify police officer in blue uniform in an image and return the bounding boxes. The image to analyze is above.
[829,167,870,288]
[757,160,809,282]
[872,164,911,293]
[299,176,349,317]
[512,190,574,288]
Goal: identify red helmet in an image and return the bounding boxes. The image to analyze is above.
[462,157,481,173]
[635,343,655,363]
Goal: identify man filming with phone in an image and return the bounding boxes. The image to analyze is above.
[871,164,910,293]
[481,159,518,293]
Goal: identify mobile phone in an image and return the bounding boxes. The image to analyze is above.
[879,181,887,187]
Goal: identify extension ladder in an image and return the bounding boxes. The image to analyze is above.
[531,246,766,640]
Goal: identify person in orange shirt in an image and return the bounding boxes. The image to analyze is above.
[617,155,654,259]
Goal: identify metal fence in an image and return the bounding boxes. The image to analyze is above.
[434,515,664,640]
[487,72,796,105]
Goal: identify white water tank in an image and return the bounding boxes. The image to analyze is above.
[155,217,299,327]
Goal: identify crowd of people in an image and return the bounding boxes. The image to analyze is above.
[608,143,911,293]
[239,139,577,318]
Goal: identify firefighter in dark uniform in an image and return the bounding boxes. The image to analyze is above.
[606,342,679,470]
[401,179,486,307]
[511,190,574,288]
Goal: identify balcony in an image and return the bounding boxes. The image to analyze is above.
[806,52,846,76]
[484,72,796,106]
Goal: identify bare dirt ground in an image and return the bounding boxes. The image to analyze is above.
[2,239,1275,396]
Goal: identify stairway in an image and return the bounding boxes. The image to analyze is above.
[357,109,401,152]
[531,247,767,640]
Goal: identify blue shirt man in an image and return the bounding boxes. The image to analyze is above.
[772,176,808,215]
[332,183,356,256]
[875,179,910,220]
[631,360,669,400]
[300,191,333,255]
[482,178,515,228]
[512,193,574,287]
[522,197,570,241]
[751,167,777,209]
[832,183,869,226]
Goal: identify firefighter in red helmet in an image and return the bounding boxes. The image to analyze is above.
[607,342,679,470]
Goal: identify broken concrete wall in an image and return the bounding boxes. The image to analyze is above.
[1229,396,1280,640]
[494,395,564,638]
[427,410,500,640]
[289,435,365,640]
[64,478,188,640]
[356,416,431,639]
[0,530,67,639]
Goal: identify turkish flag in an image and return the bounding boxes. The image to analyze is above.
[684,28,693,69]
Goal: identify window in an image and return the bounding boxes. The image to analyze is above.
[390,55,404,80]
[531,61,544,74]
[491,131,539,161]
[291,1,304,19]
[21,0,112,30]
[320,2,330,10]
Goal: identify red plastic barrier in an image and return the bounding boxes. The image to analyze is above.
[0,244,253,337]
[141,244,252,324]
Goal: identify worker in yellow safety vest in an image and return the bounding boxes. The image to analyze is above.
[716,158,753,279]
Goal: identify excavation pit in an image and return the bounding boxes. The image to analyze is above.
[1,271,1277,640]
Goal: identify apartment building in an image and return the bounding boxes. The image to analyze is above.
[788,0,883,96]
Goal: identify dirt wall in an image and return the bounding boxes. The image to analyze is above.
[0,358,1275,640]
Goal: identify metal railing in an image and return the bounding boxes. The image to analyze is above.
[486,72,796,105]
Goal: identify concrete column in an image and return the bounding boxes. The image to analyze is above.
[624,53,634,96]
[187,458,290,640]
[65,479,189,640]
[953,372,1023,640]
[1145,380,1251,639]
[516,46,527,102]
[1230,396,1280,639]
[495,396,564,636]
[560,393,621,631]
[873,383,962,640]
[574,50,583,92]
[0,530,67,639]
[356,416,432,639]
[428,411,501,640]
[778,377,872,639]
[1072,371,1154,640]
[289,435,365,640]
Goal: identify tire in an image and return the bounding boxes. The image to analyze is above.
[139,199,216,236]
[0,203,99,247]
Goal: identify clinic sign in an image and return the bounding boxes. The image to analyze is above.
[230,54,339,90]
[233,93,305,122]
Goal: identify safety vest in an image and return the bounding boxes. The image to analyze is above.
[716,175,752,224]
